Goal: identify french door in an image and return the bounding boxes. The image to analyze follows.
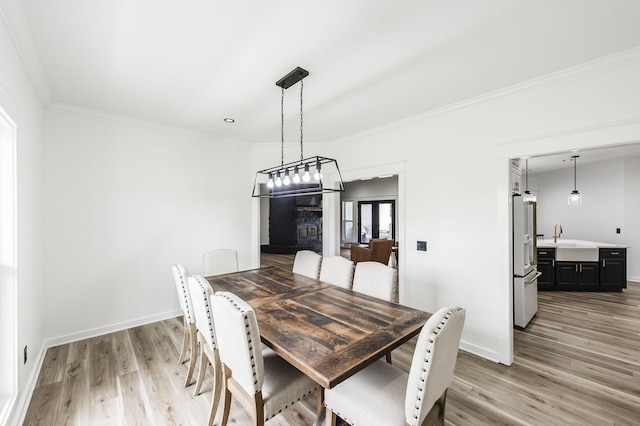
[358,200,395,244]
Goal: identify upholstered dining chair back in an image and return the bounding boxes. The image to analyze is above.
[172,264,199,386]
[352,261,397,302]
[292,250,322,279]
[187,275,224,426]
[187,275,217,350]
[212,291,319,425]
[319,256,354,289]
[405,307,466,425]
[173,264,194,325]
[211,292,264,394]
[203,249,239,277]
[323,306,465,426]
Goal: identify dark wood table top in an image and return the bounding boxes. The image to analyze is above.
[206,267,431,389]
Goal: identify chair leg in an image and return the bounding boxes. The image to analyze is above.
[322,407,337,426]
[422,389,447,426]
[207,350,223,426]
[184,323,198,387]
[194,341,208,396]
[252,391,265,426]
[178,317,189,364]
[220,365,232,426]
[316,388,324,418]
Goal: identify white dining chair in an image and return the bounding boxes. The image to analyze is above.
[172,264,198,387]
[211,291,319,426]
[324,306,466,426]
[352,261,397,302]
[292,250,322,279]
[353,261,397,363]
[319,255,354,289]
[203,249,239,277]
[187,275,223,426]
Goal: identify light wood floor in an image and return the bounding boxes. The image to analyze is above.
[24,255,640,425]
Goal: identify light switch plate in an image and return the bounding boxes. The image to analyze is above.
[417,241,427,251]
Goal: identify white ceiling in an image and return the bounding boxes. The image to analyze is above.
[15,0,640,144]
[526,143,640,175]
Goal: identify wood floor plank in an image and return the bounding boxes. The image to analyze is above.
[35,344,68,388]
[55,359,90,426]
[23,255,640,425]
[23,381,63,425]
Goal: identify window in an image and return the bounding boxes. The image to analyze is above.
[358,200,395,244]
[0,107,16,421]
[341,200,354,243]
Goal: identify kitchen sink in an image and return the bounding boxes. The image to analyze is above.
[555,247,599,262]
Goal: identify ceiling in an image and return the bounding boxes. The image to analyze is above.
[525,143,640,174]
[14,0,640,144]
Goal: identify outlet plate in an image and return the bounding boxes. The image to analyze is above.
[417,241,427,251]
[616,228,621,234]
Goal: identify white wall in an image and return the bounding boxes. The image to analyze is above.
[253,48,640,364]
[42,108,254,341]
[529,157,639,280]
[530,159,626,242]
[624,156,640,280]
[0,9,46,425]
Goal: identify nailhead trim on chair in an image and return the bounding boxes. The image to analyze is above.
[194,275,218,350]
[410,307,463,423]
[175,265,194,323]
[217,292,261,388]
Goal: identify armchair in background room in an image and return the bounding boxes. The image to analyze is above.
[350,238,394,265]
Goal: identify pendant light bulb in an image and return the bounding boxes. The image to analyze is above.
[302,164,311,182]
[267,173,274,189]
[283,169,291,185]
[292,166,301,183]
[275,171,283,187]
[314,160,322,181]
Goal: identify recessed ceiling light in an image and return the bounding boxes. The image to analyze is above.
[223,118,235,123]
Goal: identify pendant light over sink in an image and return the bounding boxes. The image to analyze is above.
[568,155,582,205]
[252,67,344,199]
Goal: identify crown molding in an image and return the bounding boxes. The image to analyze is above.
[328,46,640,146]
[0,0,51,107]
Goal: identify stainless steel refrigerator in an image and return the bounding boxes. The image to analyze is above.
[513,194,540,328]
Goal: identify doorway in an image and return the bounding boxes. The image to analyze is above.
[0,108,17,421]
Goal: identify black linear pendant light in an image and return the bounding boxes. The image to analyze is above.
[252,67,344,199]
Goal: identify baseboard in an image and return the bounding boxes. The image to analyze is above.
[7,309,182,426]
[459,340,501,364]
[627,277,639,283]
[5,342,47,426]
[45,309,182,348]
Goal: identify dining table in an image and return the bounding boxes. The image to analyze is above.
[205,266,432,391]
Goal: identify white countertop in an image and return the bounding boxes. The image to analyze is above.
[537,239,629,249]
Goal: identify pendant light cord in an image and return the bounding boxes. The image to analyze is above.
[300,77,304,161]
[280,86,284,167]
[573,156,577,191]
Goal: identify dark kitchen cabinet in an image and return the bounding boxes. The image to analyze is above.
[537,248,555,290]
[555,261,599,290]
[599,248,627,290]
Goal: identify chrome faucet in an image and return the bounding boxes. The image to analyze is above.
[553,223,563,243]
